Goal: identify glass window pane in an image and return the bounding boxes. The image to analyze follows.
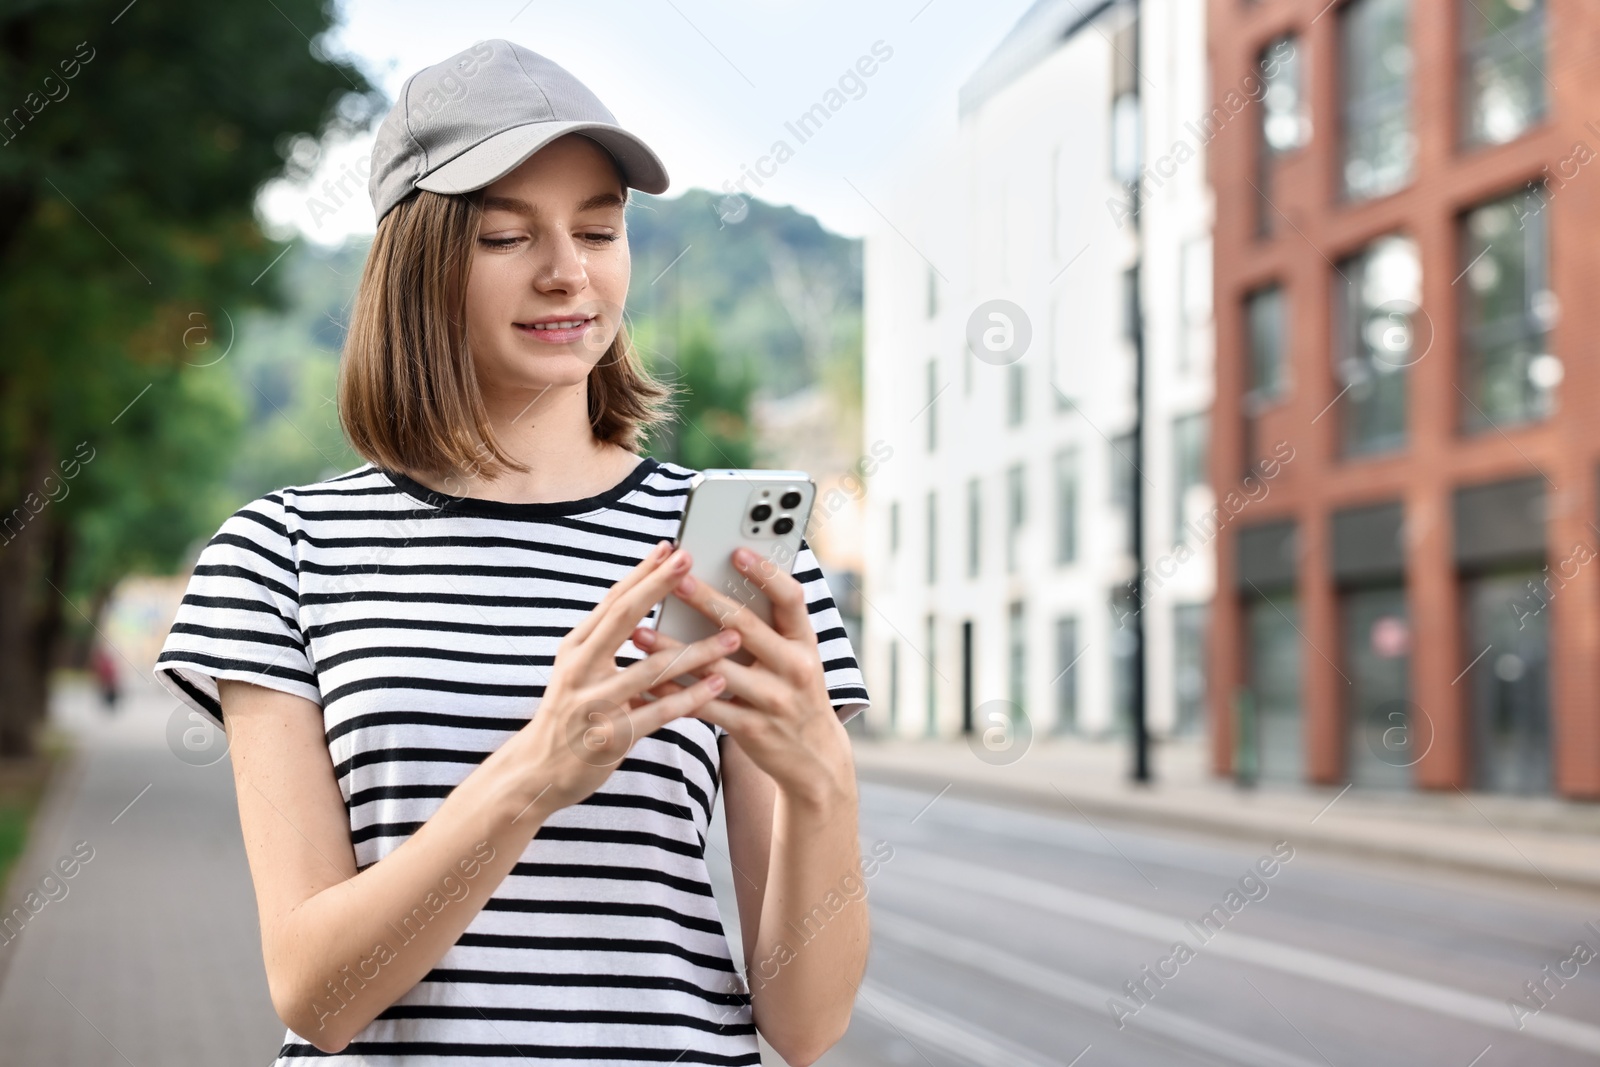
[1054,616,1079,733]
[1008,601,1027,717]
[966,478,981,578]
[1460,187,1554,431]
[1341,0,1414,200]
[1262,35,1310,154]
[1461,0,1547,147]
[1172,412,1210,547]
[1463,571,1551,793]
[1173,603,1209,737]
[1337,234,1420,457]
[1006,464,1026,573]
[1343,585,1414,789]
[925,491,938,585]
[1055,448,1078,565]
[1248,593,1303,782]
[1246,285,1287,405]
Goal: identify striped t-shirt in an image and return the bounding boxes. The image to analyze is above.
[154,456,870,1066]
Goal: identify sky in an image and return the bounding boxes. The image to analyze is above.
[256,0,1037,244]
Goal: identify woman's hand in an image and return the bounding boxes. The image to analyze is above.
[628,546,853,807]
[496,540,742,816]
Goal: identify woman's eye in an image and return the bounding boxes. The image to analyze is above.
[478,236,522,249]
[582,232,621,245]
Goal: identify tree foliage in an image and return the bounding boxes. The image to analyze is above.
[0,0,379,754]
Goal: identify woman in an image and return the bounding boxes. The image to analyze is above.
[156,40,871,1067]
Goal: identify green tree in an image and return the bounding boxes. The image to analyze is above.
[639,314,755,471]
[0,0,379,755]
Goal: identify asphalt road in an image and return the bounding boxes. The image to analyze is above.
[708,780,1600,1067]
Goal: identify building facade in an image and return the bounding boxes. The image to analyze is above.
[1208,0,1600,796]
[861,0,1215,745]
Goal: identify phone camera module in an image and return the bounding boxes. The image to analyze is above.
[772,516,794,535]
[750,504,773,522]
[779,490,803,510]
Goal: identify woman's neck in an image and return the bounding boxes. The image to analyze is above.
[414,378,641,504]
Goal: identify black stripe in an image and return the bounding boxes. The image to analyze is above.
[374,1002,754,1035]
[509,862,714,898]
[453,933,735,972]
[278,1040,759,1064]
[481,896,723,935]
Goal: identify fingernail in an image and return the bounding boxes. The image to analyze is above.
[676,575,695,596]
[654,540,672,559]
[672,550,692,572]
[734,547,755,568]
[718,629,740,648]
[707,674,726,693]
[634,627,657,648]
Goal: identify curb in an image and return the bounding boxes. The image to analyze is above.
[0,736,86,996]
[856,763,1600,894]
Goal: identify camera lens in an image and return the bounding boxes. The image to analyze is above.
[750,504,772,522]
[773,517,794,535]
[779,491,803,510]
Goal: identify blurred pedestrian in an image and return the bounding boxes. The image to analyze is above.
[90,643,120,711]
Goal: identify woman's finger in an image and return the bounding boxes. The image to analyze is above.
[632,626,786,710]
[729,548,815,644]
[570,547,694,669]
[621,672,728,738]
[633,678,754,736]
[597,628,740,704]
[563,540,673,647]
[666,571,793,669]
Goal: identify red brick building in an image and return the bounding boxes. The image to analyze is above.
[1207,0,1600,797]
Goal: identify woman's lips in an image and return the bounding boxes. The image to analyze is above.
[514,318,595,343]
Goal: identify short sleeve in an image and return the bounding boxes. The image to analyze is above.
[154,492,320,730]
[792,538,871,727]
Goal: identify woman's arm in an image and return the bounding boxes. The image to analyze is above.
[632,549,869,1066]
[222,541,734,1053]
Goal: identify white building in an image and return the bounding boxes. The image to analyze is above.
[860,0,1214,744]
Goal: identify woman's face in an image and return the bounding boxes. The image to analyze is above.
[464,133,631,403]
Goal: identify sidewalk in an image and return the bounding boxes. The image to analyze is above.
[849,732,1600,892]
[0,678,285,1066]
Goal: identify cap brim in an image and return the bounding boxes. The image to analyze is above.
[414,120,670,198]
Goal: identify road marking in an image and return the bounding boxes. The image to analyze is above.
[896,847,1600,1055]
[855,979,1063,1067]
[873,909,1326,1067]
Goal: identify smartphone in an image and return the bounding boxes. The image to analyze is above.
[651,469,816,665]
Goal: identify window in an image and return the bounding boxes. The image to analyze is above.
[925,491,938,585]
[1262,35,1310,155]
[1110,589,1139,735]
[924,614,938,736]
[1110,18,1141,187]
[1172,412,1210,547]
[1337,234,1420,457]
[1341,0,1414,201]
[1006,464,1026,573]
[1121,266,1141,343]
[924,358,939,452]
[1054,448,1078,565]
[1053,616,1079,733]
[1460,187,1555,432]
[1258,34,1310,235]
[1007,362,1026,426]
[889,500,900,554]
[887,640,900,733]
[966,478,981,578]
[1173,603,1209,736]
[926,265,938,318]
[1008,601,1027,718]
[1111,432,1138,556]
[1245,285,1288,407]
[1344,585,1413,789]
[1461,0,1547,148]
[1247,593,1304,782]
